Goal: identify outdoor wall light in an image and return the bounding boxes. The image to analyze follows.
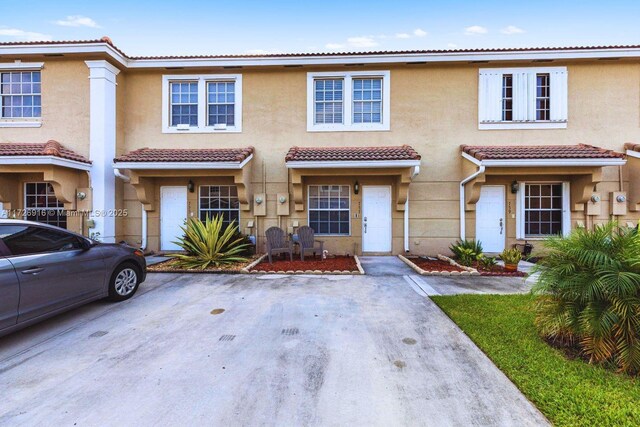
[354,180,360,195]
[278,195,287,204]
[76,191,87,200]
[617,194,627,203]
[510,181,519,194]
[255,196,263,204]
[591,194,601,203]
[187,180,195,193]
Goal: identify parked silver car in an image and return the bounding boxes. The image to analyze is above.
[0,219,146,337]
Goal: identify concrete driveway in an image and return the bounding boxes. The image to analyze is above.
[0,270,547,426]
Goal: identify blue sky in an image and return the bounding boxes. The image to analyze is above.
[1,0,639,56]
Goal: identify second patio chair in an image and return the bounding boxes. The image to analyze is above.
[265,226,293,264]
[297,225,324,261]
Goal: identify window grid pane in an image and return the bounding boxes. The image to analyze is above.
[24,182,67,228]
[0,71,42,118]
[353,78,382,124]
[536,73,550,121]
[207,81,235,126]
[314,79,344,124]
[502,74,513,121]
[308,185,350,235]
[198,185,240,229]
[170,81,198,126]
[524,183,562,237]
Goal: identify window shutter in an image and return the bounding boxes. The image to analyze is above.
[550,69,568,122]
[512,71,536,121]
[478,71,502,122]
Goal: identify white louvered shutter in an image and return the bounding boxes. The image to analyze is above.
[550,69,568,122]
[478,71,502,122]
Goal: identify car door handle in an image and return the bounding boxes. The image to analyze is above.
[22,267,45,275]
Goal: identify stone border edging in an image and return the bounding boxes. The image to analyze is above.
[245,254,363,275]
[398,254,480,276]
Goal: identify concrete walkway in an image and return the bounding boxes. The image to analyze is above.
[0,272,548,426]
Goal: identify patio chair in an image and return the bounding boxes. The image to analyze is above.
[297,226,324,261]
[265,226,293,264]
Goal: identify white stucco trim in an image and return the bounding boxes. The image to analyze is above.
[0,156,91,171]
[113,154,253,170]
[626,149,640,159]
[0,61,44,70]
[0,121,42,128]
[479,122,567,130]
[86,60,120,242]
[516,181,571,240]
[286,159,420,169]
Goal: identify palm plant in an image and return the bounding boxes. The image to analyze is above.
[532,221,640,374]
[450,239,483,259]
[170,216,250,269]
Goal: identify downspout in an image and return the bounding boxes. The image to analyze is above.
[404,165,420,253]
[459,163,485,241]
[113,168,146,251]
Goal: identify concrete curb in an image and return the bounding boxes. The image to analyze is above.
[397,254,480,276]
[354,255,365,275]
[241,253,268,273]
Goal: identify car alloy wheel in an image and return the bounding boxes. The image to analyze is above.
[114,268,138,296]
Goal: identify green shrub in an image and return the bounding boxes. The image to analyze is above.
[457,248,478,266]
[478,255,498,269]
[501,248,522,265]
[450,239,483,259]
[170,216,250,269]
[532,221,640,375]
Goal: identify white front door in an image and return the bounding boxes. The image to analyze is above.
[476,185,506,253]
[160,186,188,251]
[362,186,392,252]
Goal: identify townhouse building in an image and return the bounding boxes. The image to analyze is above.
[1,37,639,255]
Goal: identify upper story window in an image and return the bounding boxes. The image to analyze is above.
[307,71,390,132]
[479,67,567,130]
[162,74,242,133]
[0,63,43,128]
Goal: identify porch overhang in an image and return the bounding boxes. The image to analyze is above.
[285,145,421,211]
[0,141,92,210]
[625,143,640,211]
[460,144,626,212]
[112,147,254,211]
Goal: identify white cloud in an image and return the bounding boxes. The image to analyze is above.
[413,28,428,37]
[346,36,378,48]
[54,15,100,28]
[395,33,411,39]
[464,25,488,35]
[0,28,51,41]
[447,43,458,48]
[501,25,525,35]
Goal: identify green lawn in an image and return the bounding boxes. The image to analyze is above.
[431,294,640,427]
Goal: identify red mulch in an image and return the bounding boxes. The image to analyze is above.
[471,262,527,277]
[251,255,359,272]
[411,258,465,272]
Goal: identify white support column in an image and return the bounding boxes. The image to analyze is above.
[86,60,120,242]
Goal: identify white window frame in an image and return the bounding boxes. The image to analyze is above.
[516,181,570,240]
[0,62,44,128]
[478,66,567,130]
[162,74,242,134]
[197,185,241,228]
[307,71,390,132]
[307,185,351,236]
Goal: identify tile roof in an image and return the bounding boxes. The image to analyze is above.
[113,147,254,163]
[625,143,640,152]
[285,145,421,162]
[461,144,624,161]
[0,140,91,163]
[1,37,640,60]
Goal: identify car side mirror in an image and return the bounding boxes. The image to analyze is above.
[80,239,92,251]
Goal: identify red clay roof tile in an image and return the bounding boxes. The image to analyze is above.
[0,140,91,163]
[461,144,624,161]
[625,143,640,152]
[113,147,254,163]
[285,145,421,162]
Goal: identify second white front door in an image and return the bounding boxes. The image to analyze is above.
[362,186,392,252]
[160,186,188,251]
[476,185,506,253]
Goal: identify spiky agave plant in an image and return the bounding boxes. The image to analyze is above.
[532,221,640,374]
[170,216,250,269]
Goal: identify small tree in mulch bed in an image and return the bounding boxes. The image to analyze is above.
[169,216,250,270]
